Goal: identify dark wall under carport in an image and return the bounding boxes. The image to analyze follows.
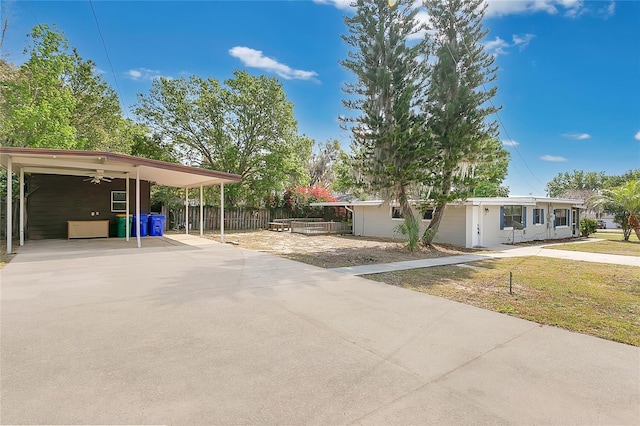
[26,174,151,239]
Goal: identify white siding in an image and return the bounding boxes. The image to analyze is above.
[353,204,468,246]
[354,204,412,239]
[433,204,467,247]
[353,200,582,248]
[480,202,578,247]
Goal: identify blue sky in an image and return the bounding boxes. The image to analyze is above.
[1,0,639,196]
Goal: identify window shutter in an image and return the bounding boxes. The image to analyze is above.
[541,209,544,225]
[500,206,504,230]
[523,207,527,227]
[567,209,570,225]
[553,209,556,229]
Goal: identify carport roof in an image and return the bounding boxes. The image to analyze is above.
[0,147,241,188]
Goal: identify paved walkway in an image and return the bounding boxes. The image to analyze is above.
[332,242,639,275]
[1,237,638,424]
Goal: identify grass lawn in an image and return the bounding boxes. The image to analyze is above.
[364,257,640,346]
[547,231,640,256]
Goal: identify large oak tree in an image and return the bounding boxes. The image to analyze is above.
[134,70,311,206]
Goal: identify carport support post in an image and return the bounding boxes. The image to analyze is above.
[185,187,189,235]
[199,184,203,237]
[19,167,24,246]
[220,183,224,243]
[136,168,141,248]
[125,173,130,242]
[6,156,12,254]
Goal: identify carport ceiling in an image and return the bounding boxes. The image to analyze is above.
[0,147,241,188]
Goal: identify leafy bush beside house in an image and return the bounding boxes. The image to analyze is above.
[580,218,598,237]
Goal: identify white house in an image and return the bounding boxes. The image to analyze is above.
[312,197,584,248]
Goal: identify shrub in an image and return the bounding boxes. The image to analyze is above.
[283,186,340,218]
[397,216,420,252]
[580,218,598,237]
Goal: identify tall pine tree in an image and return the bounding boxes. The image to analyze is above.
[341,0,429,249]
[420,0,500,246]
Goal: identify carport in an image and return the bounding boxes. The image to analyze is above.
[0,147,241,253]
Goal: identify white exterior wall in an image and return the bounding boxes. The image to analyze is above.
[479,202,578,247]
[353,204,415,239]
[353,200,581,248]
[352,204,467,246]
[432,204,467,247]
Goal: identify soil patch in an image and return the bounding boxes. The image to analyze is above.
[204,230,479,268]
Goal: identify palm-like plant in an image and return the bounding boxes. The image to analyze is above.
[591,180,640,241]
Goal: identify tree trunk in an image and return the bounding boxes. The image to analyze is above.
[422,173,453,247]
[422,201,446,246]
[629,214,640,242]
[396,182,419,251]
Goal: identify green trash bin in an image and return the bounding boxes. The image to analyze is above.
[116,214,133,238]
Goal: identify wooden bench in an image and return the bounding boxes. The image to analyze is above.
[268,222,289,232]
[67,220,110,239]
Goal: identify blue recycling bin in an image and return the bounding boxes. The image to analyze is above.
[132,214,149,237]
[148,214,166,236]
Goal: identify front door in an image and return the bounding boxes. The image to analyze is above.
[571,209,578,237]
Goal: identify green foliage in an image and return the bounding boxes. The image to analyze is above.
[546,170,606,198]
[1,24,76,148]
[397,216,420,252]
[341,0,427,239]
[421,0,500,245]
[283,186,338,218]
[580,218,598,237]
[0,24,131,152]
[473,181,509,197]
[591,180,640,241]
[135,70,311,206]
[308,139,340,188]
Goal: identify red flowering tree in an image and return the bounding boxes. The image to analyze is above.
[283,186,341,218]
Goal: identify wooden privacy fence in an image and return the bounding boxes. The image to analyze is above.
[169,206,292,231]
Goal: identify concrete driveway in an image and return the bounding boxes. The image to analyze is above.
[1,236,638,424]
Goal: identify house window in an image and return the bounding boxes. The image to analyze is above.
[422,209,434,220]
[554,209,568,227]
[391,207,404,219]
[533,208,544,225]
[111,191,127,212]
[502,205,523,228]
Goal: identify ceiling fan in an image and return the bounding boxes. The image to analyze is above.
[83,170,113,184]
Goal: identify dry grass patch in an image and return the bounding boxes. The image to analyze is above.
[365,257,640,346]
[548,231,639,256]
[0,242,15,269]
[206,229,478,268]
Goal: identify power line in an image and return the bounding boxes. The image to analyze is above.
[88,0,128,118]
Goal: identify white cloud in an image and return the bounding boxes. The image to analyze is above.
[502,139,519,147]
[484,33,535,55]
[484,0,584,17]
[635,130,640,141]
[512,33,535,50]
[484,37,510,55]
[312,0,352,11]
[562,133,591,140]
[229,46,319,82]
[126,68,163,81]
[540,154,567,162]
